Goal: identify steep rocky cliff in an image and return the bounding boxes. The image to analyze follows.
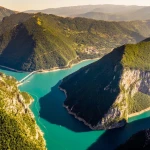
[60,39,150,130]
[0,72,46,149]
[97,68,150,129]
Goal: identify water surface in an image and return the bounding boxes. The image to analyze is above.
[1,60,150,150]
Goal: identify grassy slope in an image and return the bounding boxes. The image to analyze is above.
[122,41,150,70]
[60,39,150,127]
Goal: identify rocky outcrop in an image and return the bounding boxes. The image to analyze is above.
[60,68,150,130]
[60,40,150,130]
[97,68,150,129]
[0,72,46,150]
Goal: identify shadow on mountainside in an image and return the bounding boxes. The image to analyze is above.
[60,46,125,127]
[0,24,35,71]
[39,81,91,132]
[88,117,150,150]
[39,45,126,132]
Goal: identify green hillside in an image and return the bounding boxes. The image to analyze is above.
[0,13,150,71]
[0,73,46,149]
[60,39,150,129]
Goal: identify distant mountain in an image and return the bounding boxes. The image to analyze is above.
[0,13,150,71]
[77,12,122,21]
[127,6,150,20]
[0,72,46,149]
[25,5,150,21]
[77,6,150,21]
[0,6,16,21]
[25,5,144,16]
[117,129,150,149]
[92,4,143,14]
[60,38,150,130]
[25,5,101,16]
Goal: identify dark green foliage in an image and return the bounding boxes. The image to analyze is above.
[122,41,150,71]
[0,13,150,71]
[0,110,41,150]
[60,39,150,128]
[60,46,125,126]
[0,73,46,150]
[0,23,36,71]
[0,13,77,71]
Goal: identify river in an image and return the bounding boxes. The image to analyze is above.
[1,59,150,150]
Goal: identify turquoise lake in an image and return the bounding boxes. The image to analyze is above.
[1,60,150,150]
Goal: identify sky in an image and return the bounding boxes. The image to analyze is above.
[0,0,150,11]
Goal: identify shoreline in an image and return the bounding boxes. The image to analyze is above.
[59,87,150,129]
[27,95,47,148]
[59,87,125,130]
[0,65,25,73]
[128,107,150,118]
[59,87,96,130]
[31,57,100,74]
[0,58,99,86]
[70,57,99,68]
[0,57,99,74]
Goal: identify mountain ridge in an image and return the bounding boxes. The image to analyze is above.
[25,4,150,21]
[1,13,150,71]
[0,6,16,21]
[59,38,150,129]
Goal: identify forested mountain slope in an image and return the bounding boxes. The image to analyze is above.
[60,38,150,129]
[0,73,46,149]
[0,13,150,71]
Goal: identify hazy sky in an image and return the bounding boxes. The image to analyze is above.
[0,0,150,11]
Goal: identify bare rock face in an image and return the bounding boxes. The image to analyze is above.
[60,40,150,130]
[96,68,150,129]
[60,67,150,130]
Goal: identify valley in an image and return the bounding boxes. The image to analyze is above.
[1,3,150,150]
[1,13,150,71]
